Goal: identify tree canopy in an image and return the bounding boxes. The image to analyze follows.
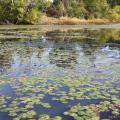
[0,0,120,24]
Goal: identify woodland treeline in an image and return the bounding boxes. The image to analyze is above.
[0,0,120,24]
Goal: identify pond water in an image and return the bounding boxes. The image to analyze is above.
[0,25,120,120]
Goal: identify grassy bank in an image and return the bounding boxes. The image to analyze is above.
[0,15,119,25]
[40,15,118,25]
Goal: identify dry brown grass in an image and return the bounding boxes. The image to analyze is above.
[40,15,111,25]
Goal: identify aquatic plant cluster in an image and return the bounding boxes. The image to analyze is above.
[0,54,120,120]
[0,27,120,120]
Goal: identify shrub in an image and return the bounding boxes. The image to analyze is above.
[107,6,120,22]
[23,8,41,24]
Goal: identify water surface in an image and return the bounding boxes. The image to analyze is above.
[0,25,120,120]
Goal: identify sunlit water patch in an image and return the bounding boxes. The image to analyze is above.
[0,26,120,120]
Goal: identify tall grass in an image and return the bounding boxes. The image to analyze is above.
[40,15,112,25]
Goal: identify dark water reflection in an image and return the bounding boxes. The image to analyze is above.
[0,27,120,120]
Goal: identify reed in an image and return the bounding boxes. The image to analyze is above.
[40,15,113,25]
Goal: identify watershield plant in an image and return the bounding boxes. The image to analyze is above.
[0,30,120,120]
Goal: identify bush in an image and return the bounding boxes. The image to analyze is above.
[68,1,87,19]
[107,6,120,21]
[0,0,41,24]
[56,1,65,16]
[46,5,61,18]
[23,8,41,24]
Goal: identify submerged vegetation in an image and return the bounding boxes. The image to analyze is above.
[0,0,120,24]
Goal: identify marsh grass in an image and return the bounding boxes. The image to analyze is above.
[41,15,112,25]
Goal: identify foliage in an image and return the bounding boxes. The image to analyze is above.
[51,0,120,21]
[83,0,109,18]
[37,0,51,12]
[0,0,49,24]
[107,0,120,7]
[23,8,40,24]
[68,0,87,18]
[107,5,120,21]
[0,0,120,24]
[55,1,65,16]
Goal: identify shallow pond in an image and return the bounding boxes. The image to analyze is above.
[0,25,120,120]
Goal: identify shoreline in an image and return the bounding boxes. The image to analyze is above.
[0,16,120,26]
[0,24,120,31]
[40,16,112,25]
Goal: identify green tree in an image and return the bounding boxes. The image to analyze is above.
[84,0,109,19]
[68,0,87,18]
[53,0,65,16]
[107,0,120,7]
[0,0,41,24]
[107,5,120,21]
[37,0,51,12]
